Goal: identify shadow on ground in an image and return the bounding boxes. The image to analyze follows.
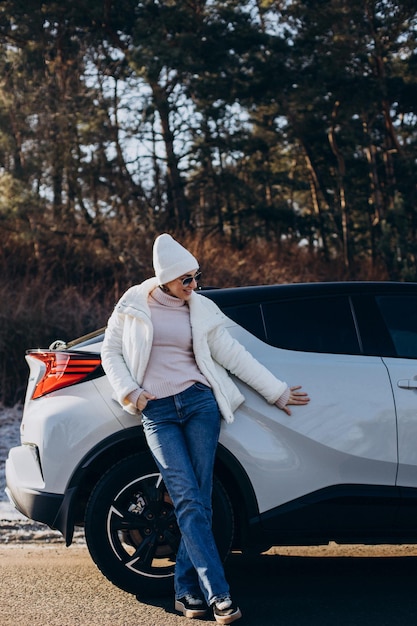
[220,550,417,626]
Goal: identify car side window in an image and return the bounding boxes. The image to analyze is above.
[262,296,361,354]
[376,296,417,358]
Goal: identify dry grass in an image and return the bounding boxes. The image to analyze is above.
[0,277,113,405]
[183,234,389,287]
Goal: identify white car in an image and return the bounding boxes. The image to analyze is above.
[5,281,417,595]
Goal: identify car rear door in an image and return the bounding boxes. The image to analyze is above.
[375,294,417,488]
[221,293,398,516]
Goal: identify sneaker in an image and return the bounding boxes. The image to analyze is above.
[213,596,242,624]
[175,594,207,618]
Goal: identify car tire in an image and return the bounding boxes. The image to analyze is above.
[84,452,234,596]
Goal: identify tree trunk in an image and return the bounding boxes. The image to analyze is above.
[150,80,190,231]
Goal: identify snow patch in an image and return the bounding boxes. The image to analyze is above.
[0,405,22,509]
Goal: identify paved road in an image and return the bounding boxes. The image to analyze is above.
[2,542,417,625]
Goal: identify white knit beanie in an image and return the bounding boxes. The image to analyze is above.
[153,233,199,285]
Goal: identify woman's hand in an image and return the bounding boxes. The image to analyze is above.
[276,385,310,416]
[136,390,157,411]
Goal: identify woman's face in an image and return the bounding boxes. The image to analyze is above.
[165,269,200,301]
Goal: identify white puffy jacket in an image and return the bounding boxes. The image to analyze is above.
[101,277,288,423]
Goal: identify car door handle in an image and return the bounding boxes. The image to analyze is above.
[398,379,417,389]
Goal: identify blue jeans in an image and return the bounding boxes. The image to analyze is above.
[142,383,230,606]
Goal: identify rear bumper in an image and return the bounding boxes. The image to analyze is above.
[5,445,66,534]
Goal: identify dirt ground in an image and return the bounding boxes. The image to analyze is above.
[3,542,417,626]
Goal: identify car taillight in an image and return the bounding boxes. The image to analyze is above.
[28,351,103,399]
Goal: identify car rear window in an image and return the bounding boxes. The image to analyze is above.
[261,296,361,354]
[376,296,417,358]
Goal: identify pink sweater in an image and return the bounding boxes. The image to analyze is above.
[127,287,210,405]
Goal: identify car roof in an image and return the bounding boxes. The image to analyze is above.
[201,281,417,307]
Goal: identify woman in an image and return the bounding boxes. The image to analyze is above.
[101,233,310,624]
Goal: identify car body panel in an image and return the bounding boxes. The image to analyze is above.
[19,377,127,494]
[92,371,143,428]
[222,324,397,513]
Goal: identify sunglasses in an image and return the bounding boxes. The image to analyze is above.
[179,271,202,286]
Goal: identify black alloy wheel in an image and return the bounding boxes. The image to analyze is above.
[84,452,234,595]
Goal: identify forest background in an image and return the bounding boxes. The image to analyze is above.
[1,0,417,405]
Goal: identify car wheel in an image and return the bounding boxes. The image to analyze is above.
[84,452,234,596]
